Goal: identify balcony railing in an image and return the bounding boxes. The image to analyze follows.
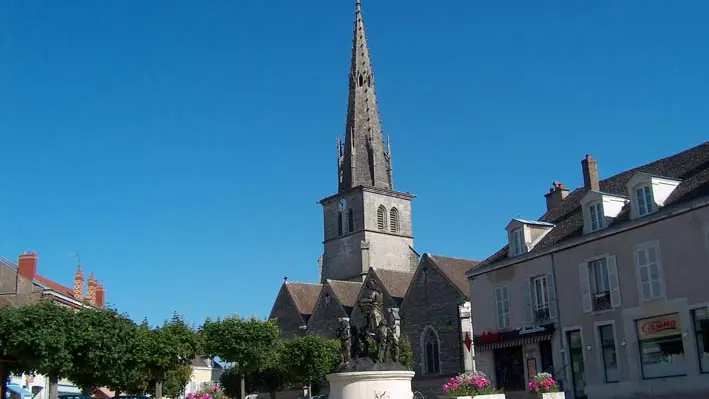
[535,306,550,322]
[593,291,612,311]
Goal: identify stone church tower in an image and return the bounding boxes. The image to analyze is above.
[319,0,418,283]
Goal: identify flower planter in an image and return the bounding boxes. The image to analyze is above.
[440,395,505,399]
[540,393,564,399]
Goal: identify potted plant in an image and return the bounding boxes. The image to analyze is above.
[188,384,225,399]
[441,371,505,399]
[528,373,563,399]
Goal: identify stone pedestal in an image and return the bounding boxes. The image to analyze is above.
[327,371,415,399]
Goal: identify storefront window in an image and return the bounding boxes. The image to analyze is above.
[598,324,619,382]
[692,307,709,373]
[636,313,686,379]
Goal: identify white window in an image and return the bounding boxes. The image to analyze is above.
[635,242,664,301]
[579,256,621,313]
[636,185,654,216]
[511,228,525,256]
[495,286,511,329]
[531,275,550,321]
[589,202,604,231]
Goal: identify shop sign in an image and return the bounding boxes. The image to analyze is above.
[636,313,682,340]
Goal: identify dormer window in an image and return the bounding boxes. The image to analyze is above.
[589,202,604,231]
[511,228,524,256]
[580,191,628,235]
[626,173,681,220]
[635,185,653,216]
[506,219,555,258]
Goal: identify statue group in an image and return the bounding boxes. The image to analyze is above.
[335,280,403,371]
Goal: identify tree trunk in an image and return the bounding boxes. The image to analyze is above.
[48,375,59,399]
[0,364,9,399]
[239,373,246,399]
[306,383,311,399]
[155,376,163,399]
[269,390,276,399]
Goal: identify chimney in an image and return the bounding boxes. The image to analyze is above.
[73,266,85,300]
[18,251,38,280]
[544,181,569,211]
[87,273,98,306]
[95,284,105,308]
[582,154,599,191]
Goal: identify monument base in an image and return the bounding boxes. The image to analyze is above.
[327,370,415,399]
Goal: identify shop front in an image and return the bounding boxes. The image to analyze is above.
[635,312,687,379]
[473,324,557,392]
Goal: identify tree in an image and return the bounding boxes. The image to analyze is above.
[398,335,413,370]
[140,313,201,399]
[0,305,24,399]
[69,307,143,394]
[201,317,280,399]
[280,335,339,398]
[243,341,288,399]
[148,364,192,398]
[4,300,75,399]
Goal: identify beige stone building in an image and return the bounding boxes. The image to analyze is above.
[467,142,709,399]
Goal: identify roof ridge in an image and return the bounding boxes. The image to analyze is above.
[428,253,480,262]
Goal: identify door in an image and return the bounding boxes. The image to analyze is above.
[493,346,525,391]
[566,330,587,399]
[540,340,554,375]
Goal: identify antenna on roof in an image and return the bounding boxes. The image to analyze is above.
[67,252,81,266]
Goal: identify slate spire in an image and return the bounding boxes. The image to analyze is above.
[337,0,393,192]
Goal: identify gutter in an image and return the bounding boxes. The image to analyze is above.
[467,195,709,278]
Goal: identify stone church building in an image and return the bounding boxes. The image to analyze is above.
[268,1,479,397]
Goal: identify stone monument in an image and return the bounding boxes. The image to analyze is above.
[327,280,415,399]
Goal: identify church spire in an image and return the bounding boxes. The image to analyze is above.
[338,0,393,192]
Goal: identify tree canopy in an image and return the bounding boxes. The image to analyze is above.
[280,335,339,395]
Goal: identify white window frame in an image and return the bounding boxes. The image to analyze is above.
[635,185,654,216]
[532,275,549,310]
[589,202,605,231]
[511,228,525,256]
[495,285,511,329]
[579,255,621,313]
[634,240,665,302]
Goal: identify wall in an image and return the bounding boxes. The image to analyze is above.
[307,285,348,339]
[554,205,709,398]
[402,257,468,378]
[270,286,307,338]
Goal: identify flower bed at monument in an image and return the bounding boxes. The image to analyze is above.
[528,373,563,399]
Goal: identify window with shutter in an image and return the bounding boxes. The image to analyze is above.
[635,243,664,301]
[389,207,399,233]
[377,205,387,231]
[495,286,511,329]
[579,262,593,313]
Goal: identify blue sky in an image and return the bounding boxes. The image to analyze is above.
[0,0,706,326]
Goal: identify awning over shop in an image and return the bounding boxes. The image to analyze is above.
[474,323,555,352]
[6,384,34,398]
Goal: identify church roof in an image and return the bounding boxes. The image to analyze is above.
[474,141,709,274]
[427,254,480,297]
[326,280,362,308]
[285,282,323,316]
[371,268,414,299]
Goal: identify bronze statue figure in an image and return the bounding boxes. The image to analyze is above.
[336,318,352,364]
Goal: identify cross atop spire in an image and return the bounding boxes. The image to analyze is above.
[337,0,393,192]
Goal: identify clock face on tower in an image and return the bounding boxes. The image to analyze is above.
[338,198,347,212]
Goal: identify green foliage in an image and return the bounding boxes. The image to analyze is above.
[398,335,413,370]
[244,340,288,394]
[4,300,75,380]
[201,316,279,375]
[280,335,339,388]
[140,313,201,392]
[219,366,242,399]
[69,307,143,392]
[149,364,193,398]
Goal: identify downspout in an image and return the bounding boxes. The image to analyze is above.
[550,252,568,393]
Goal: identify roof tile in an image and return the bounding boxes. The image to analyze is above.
[285,282,322,316]
[428,254,480,297]
[326,280,362,308]
[371,268,414,299]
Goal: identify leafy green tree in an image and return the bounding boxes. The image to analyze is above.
[0,305,25,399]
[141,313,201,399]
[280,335,339,398]
[201,317,280,399]
[243,341,288,399]
[148,364,193,398]
[3,300,75,399]
[69,307,144,394]
[398,336,413,370]
[219,366,242,399]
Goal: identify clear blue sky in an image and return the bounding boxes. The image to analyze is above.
[1,0,707,326]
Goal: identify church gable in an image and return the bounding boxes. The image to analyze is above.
[307,283,347,339]
[270,282,322,338]
[349,267,410,328]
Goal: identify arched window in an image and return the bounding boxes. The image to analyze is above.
[389,207,399,233]
[348,209,354,233]
[422,327,440,375]
[377,205,387,231]
[337,212,343,236]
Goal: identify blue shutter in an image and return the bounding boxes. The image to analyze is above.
[547,273,558,319]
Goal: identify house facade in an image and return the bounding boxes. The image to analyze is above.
[467,143,709,399]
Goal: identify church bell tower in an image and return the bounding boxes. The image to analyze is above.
[319,0,417,283]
